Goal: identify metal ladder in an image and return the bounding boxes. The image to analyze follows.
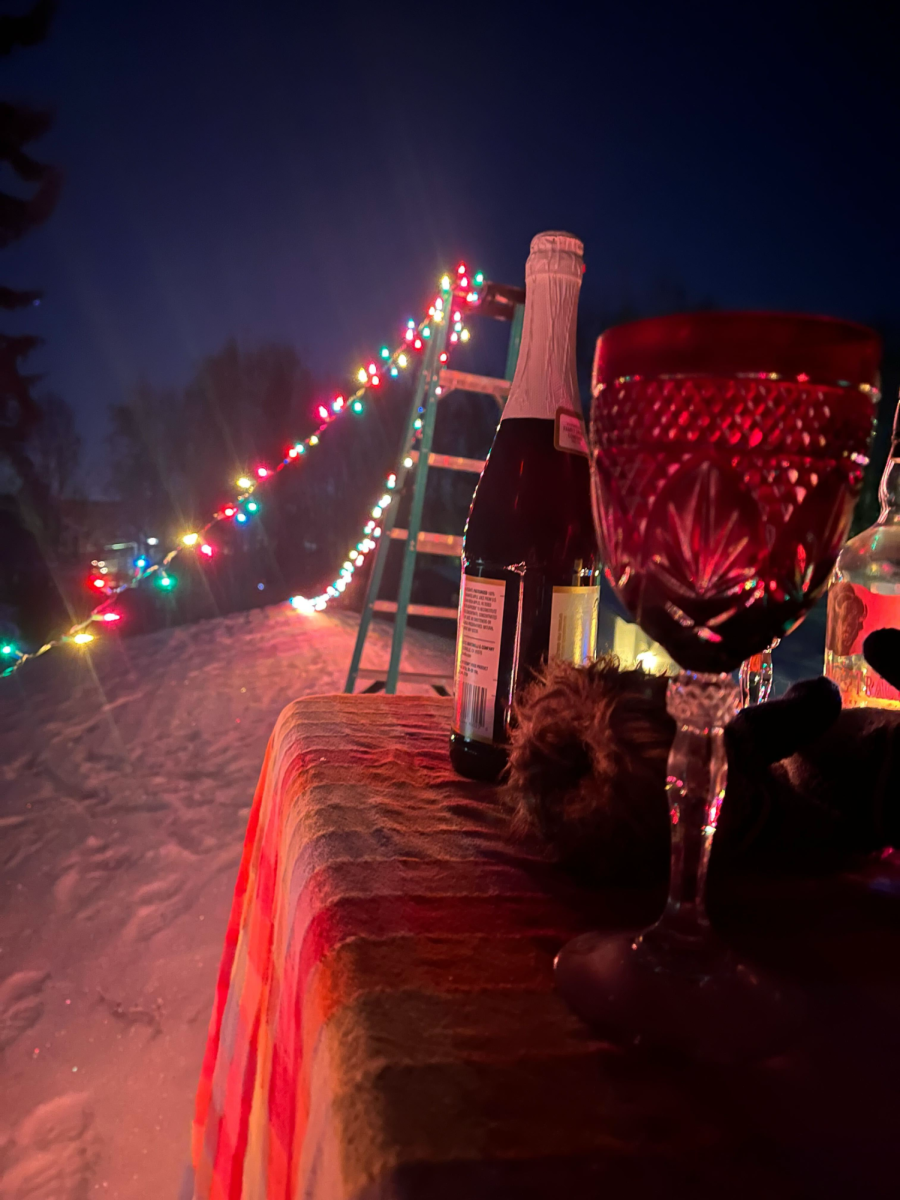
[344,284,525,695]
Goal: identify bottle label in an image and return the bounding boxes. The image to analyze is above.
[453,575,506,742]
[826,581,900,702]
[554,409,589,457]
[549,585,599,663]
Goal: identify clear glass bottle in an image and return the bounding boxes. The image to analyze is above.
[824,398,900,709]
[449,232,601,782]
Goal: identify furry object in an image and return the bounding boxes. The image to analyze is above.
[504,656,674,884]
[505,658,900,885]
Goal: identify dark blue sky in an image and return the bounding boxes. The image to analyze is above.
[4,0,900,467]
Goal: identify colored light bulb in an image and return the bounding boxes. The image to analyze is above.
[182,533,199,546]
[357,368,367,382]
[73,632,94,645]
[236,476,252,490]
[380,347,390,360]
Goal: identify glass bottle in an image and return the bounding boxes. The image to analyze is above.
[449,232,601,781]
[825,398,900,709]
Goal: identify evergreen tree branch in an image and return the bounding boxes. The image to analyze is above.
[0,0,56,56]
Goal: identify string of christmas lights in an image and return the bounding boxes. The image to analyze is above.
[288,263,481,615]
[1,264,483,678]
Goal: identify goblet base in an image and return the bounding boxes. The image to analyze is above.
[554,928,802,1064]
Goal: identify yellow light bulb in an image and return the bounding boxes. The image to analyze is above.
[309,435,319,446]
[460,328,470,342]
[182,533,199,546]
[398,354,407,368]
[236,476,252,490]
[73,632,94,646]
[357,368,367,383]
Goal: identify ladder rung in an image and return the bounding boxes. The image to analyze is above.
[372,601,458,619]
[355,668,454,684]
[439,369,510,403]
[388,529,463,557]
[408,450,485,474]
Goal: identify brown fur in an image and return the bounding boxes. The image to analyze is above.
[504,656,675,883]
[504,659,900,884]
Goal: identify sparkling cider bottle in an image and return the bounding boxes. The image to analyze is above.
[825,397,900,709]
[449,231,601,781]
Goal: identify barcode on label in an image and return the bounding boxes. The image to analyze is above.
[457,681,488,732]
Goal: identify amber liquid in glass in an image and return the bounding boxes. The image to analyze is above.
[449,418,600,781]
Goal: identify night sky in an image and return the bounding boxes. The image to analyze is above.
[5,0,900,475]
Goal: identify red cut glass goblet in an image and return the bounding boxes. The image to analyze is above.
[554,312,880,1060]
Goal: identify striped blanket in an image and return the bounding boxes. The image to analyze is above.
[189,694,899,1199]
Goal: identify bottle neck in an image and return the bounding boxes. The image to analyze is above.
[501,269,581,423]
[878,405,900,524]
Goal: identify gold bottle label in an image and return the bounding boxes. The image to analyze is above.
[549,585,599,664]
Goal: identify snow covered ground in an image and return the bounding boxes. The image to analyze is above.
[0,605,454,1200]
[0,593,828,1199]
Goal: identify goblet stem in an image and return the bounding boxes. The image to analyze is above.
[640,671,740,960]
[739,640,779,707]
[554,667,800,1059]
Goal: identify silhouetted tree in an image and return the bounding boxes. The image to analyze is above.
[27,392,81,503]
[107,382,180,539]
[107,342,316,538]
[0,0,62,506]
[0,1,67,645]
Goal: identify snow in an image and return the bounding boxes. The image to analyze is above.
[0,605,453,1199]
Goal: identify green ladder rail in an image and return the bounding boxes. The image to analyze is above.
[344,286,524,695]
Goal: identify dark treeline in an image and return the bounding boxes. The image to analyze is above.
[0,0,68,649]
[102,337,504,638]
